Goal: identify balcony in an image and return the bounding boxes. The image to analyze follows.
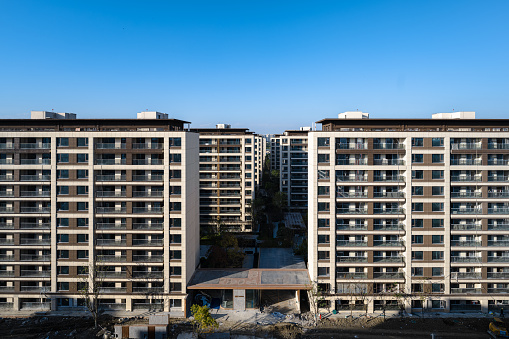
[132,191,164,198]
[0,223,14,229]
[336,240,367,247]
[19,239,51,245]
[488,288,509,293]
[488,160,509,166]
[96,159,127,165]
[132,271,164,279]
[451,240,482,247]
[95,207,127,214]
[373,176,404,182]
[0,159,13,165]
[336,176,367,182]
[373,256,404,263]
[0,239,14,245]
[373,143,404,150]
[132,287,164,294]
[132,239,164,246]
[336,224,367,231]
[98,255,127,262]
[20,270,51,277]
[132,255,163,262]
[373,192,404,198]
[451,208,482,215]
[488,143,509,149]
[97,271,127,279]
[373,272,404,279]
[488,208,509,214]
[336,143,367,150]
[451,143,482,150]
[451,176,482,182]
[132,175,163,181]
[451,256,482,263]
[96,175,126,182]
[336,159,368,166]
[336,208,368,214]
[373,208,404,214]
[96,239,126,246]
[0,175,14,181]
[96,191,126,198]
[336,256,367,263]
[336,273,367,279]
[451,224,482,231]
[488,224,509,230]
[0,271,14,277]
[98,287,127,293]
[96,223,127,230]
[0,143,13,149]
[451,272,482,279]
[132,143,163,149]
[19,159,51,165]
[451,159,482,166]
[132,207,163,214]
[373,159,405,166]
[451,192,482,198]
[19,175,51,181]
[373,241,404,247]
[132,159,163,165]
[95,143,126,149]
[20,302,51,309]
[0,255,14,261]
[20,191,50,197]
[487,272,509,279]
[450,288,482,294]
[99,303,126,310]
[0,207,14,213]
[132,223,163,230]
[373,224,404,231]
[488,240,509,246]
[488,176,509,182]
[132,304,164,311]
[489,191,509,198]
[336,192,367,198]
[19,143,51,149]
[488,257,509,262]
[20,206,50,213]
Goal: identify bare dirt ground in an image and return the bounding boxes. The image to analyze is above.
[0,313,496,339]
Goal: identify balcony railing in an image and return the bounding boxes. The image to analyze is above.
[96,191,126,197]
[132,255,163,262]
[19,239,51,245]
[20,159,51,165]
[132,143,163,149]
[450,288,482,294]
[373,176,404,182]
[488,176,509,182]
[373,143,404,150]
[450,159,482,166]
[336,143,367,150]
[20,302,51,309]
[336,176,368,182]
[488,224,509,230]
[336,224,367,231]
[0,223,14,229]
[488,160,509,166]
[132,271,164,279]
[96,223,127,230]
[132,239,164,246]
[95,143,126,149]
[336,240,367,247]
[373,159,405,166]
[451,241,482,247]
[373,256,404,263]
[20,175,51,181]
[336,208,368,214]
[132,175,163,181]
[488,208,509,214]
[451,272,482,279]
[0,175,14,181]
[132,191,164,197]
[20,207,51,213]
[336,192,367,198]
[487,272,509,279]
[132,207,163,214]
[336,256,367,263]
[20,191,50,197]
[19,143,51,149]
[451,224,482,231]
[336,273,367,279]
[488,240,509,246]
[99,303,126,310]
[0,239,14,245]
[96,271,127,278]
[336,159,368,166]
[373,192,404,198]
[373,241,404,247]
[98,287,127,293]
[373,224,404,231]
[0,207,14,213]
[451,208,482,215]
[489,191,509,198]
[95,175,126,182]
[95,207,126,213]
[373,208,404,214]
[96,159,127,165]
[373,272,404,279]
[132,223,163,230]
[96,239,126,246]
[451,256,482,263]
[451,176,482,182]
[20,270,51,277]
[451,143,482,150]
[132,287,164,293]
[488,256,509,262]
[132,159,163,165]
[451,192,482,198]
[488,143,509,149]
[98,255,127,262]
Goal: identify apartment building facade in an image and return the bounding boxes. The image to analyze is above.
[308,111,509,313]
[273,130,310,214]
[192,125,262,233]
[0,111,199,316]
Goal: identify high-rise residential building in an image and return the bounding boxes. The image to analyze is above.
[277,129,310,214]
[0,111,199,316]
[308,111,509,313]
[192,125,261,233]
[270,135,281,172]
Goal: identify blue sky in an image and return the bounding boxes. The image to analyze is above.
[0,1,508,134]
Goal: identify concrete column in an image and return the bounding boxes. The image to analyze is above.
[481,299,489,313]
[367,300,374,313]
[295,290,301,313]
[51,298,57,311]
[126,297,132,312]
[13,296,19,311]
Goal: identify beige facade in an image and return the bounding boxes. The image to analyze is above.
[308,113,509,313]
[0,113,199,316]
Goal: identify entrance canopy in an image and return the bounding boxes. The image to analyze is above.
[187,268,311,290]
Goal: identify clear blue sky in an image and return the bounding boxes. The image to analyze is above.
[1,1,508,134]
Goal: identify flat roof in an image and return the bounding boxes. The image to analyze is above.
[259,248,306,269]
[187,268,311,290]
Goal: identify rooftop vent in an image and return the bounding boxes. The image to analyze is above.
[216,124,231,129]
[137,111,168,119]
[432,112,476,119]
[31,111,76,119]
[338,111,369,119]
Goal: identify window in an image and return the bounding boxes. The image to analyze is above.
[432,267,444,276]
[245,156,252,161]
[170,153,181,163]
[77,186,88,195]
[57,266,69,275]
[77,218,88,227]
[318,186,330,196]
[432,154,444,163]
[57,170,69,179]
[77,170,88,179]
[77,234,88,243]
[318,251,330,260]
[170,234,181,244]
[318,202,330,212]
[432,138,444,147]
[432,170,444,179]
[77,250,89,259]
[432,235,444,244]
[432,219,444,228]
[318,219,330,228]
[170,202,181,211]
[170,266,182,276]
[57,138,69,147]
[412,267,423,276]
[57,218,69,227]
[170,282,182,292]
[432,186,444,195]
[432,202,444,212]
[318,267,330,277]
[318,154,330,163]
[412,219,423,228]
[412,138,423,147]
[318,235,330,244]
[412,284,423,293]
[57,234,69,243]
[412,170,423,179]
[169,137,181,147]
[432,300,445,309]
[412,154,423,163]
[318,137,330,147]
[412,235,423,244]
[77,154,88,163]
[432,251,444,260]
[412,186,423,196]
[318,170,329,180]
[170,218,181,227]
[57,250,69,259]
[57,153,69,163]
[245,164,251,170]
[432,283,444,293]
[412,251,423,260]
[77,266,88,275]
[170,250,181,260]
[57,202,69,211]
[170,170,181,179]
[412,203,423,212]
[58,282,69,291]
[77,202,88,211]
[77,138,88,147]
[57,186,69,195]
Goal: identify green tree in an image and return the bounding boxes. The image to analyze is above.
[191,304,218,336]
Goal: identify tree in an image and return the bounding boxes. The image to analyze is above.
[78,259,105,328]
[191,304,218,337]
[307,281,327,326]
